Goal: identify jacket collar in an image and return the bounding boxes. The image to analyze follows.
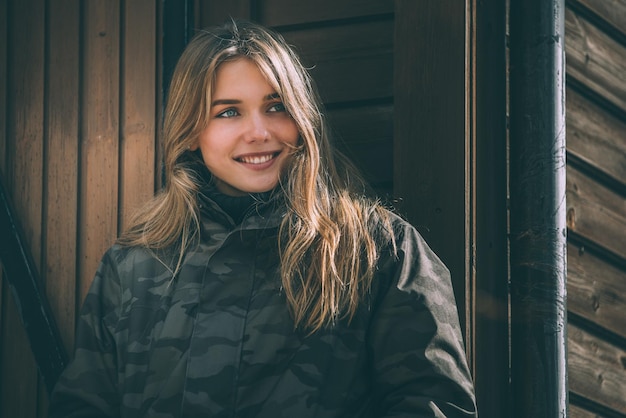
[197,184,286,231]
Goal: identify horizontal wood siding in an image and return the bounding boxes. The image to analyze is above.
[568,242,626,341]
[567,166,626,259]
[569,323,626,413]
[0,1,159,416]
[566,0,626,416]
[566,6,626,112]
[570,404,606,418]
[567,88,626,186]
[572,0,626,39]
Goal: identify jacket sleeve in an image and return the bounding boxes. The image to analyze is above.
[48,249,122,418]
[367,222,478,417]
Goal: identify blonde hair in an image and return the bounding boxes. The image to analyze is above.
[119,20,394,331]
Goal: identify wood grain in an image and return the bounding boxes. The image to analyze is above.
[575,0,626,35]
[566,8,626,113]
[120,0,157,232]
[567,165,626,259]
[567,87,626,184]
[569,323,626,413]
[569,403,605,418]
[78,0,120,300]
[45,0,80,357]
[568,242,626,340]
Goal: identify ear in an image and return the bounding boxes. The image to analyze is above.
[189,142,199,151]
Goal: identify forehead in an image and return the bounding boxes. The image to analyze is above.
[212,58,275,96]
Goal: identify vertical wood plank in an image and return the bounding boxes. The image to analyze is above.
[46,0,80,356]
[79,0,120,299]
[393,0,470,331]
[156,0,164,190]
[119,0,156,232]
[1,0,46,416]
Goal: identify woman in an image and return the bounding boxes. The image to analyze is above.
[49,20,477,417]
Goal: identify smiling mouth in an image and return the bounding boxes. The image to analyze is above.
[236,152,279,164]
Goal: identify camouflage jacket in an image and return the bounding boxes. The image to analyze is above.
[49,194,477,418]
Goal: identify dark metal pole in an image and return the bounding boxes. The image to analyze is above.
[509,0,568,417]
[0,175,68,394]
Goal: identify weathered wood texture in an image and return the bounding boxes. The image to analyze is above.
[574,0,626,34]
[568,241,626,340]
[120,0,157,231]
[567,87,626,184]
[566,166,626,260]
[569,404,606,418]
[46,0,80,358]
[566,3,626,417]
[78,0,121,300]
[0,0,159,416]
[566,8,626,113]
[568,323,626,413]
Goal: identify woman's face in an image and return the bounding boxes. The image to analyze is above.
[192,58,300,196]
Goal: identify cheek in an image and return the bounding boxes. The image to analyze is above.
[283,120,300,145]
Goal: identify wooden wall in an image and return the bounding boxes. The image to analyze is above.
[564,0,626,416]
[0,0,159,416]
[3,0,625,417]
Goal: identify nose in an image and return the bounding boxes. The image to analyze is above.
[245,112,269,143]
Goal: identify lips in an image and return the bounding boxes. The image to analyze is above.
[236,152,279,165]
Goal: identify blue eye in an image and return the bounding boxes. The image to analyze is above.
[218,108,239,118]
[268,102,286,113]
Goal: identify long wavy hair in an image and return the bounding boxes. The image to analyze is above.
[119,20,394,332]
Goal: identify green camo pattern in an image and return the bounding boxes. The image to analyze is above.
[49,195,477,417]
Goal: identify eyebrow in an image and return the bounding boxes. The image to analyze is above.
[211,93,281,107]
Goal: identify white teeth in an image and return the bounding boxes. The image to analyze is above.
[239,154,274,164]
